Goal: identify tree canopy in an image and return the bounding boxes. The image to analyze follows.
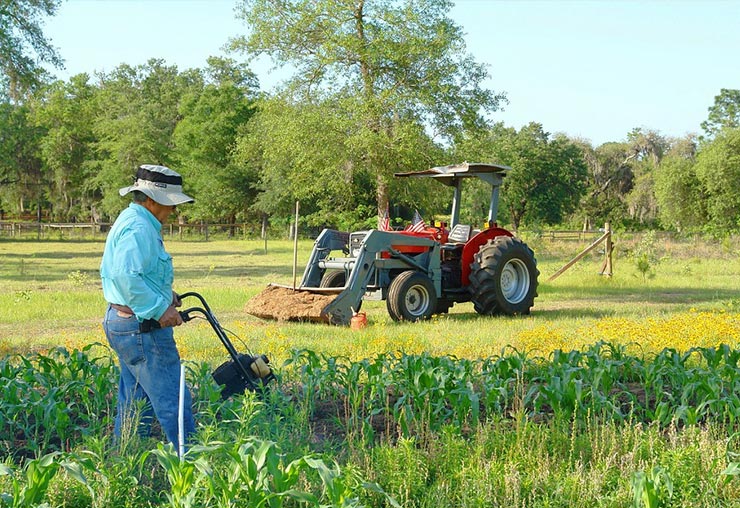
[28,74,98,220]
[1,1,739,236]
[701,89,740,139]
[174,57,260,223]
[653,137,704,232]
[694,128,740,233]
[230,0,504,226]
[0,0,63,100]
[456,123,588,230]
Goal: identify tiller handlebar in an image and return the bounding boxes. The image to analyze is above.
[179,291,275,399]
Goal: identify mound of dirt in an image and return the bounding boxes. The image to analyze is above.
[245,285,335,322]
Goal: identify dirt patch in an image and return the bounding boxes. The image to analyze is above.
[309,398,347,446]
[245,285,335,322]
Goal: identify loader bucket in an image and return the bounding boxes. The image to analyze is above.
[245,284,343,323]
[245,228,441,326]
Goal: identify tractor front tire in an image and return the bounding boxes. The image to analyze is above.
[320,270,346,288]
[469,236,539,316]
[387,271,437,322]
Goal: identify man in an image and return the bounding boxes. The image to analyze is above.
[101,164,195,445]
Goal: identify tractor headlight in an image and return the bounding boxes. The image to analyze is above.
[349,231,369,258]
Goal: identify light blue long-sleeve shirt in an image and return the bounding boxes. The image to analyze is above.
[101,203,174,321]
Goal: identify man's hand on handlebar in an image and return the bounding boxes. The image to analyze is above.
[159,305,184,328]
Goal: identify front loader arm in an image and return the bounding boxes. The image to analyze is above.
[320,230,438,325]
[301,229,350,287]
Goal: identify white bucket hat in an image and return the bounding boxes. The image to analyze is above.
[119,164,194,206]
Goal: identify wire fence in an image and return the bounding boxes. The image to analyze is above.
[0,221,271,241]
[0,220,607,240]
[0,220,734,245]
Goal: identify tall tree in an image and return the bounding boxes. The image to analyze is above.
[653,135,704,232]
[456,123,587,230]
[237,97,367,227]
[235,93,445,229]
[576,140,634,228]
[626,128,668,167]
[694,128,740,234]
[230,0,503,226]
[577,130,667,229]
[93,59,199,218]
[0,102,44,215]
[0,0,63,100]
[173,57,260,225]
[700,89,740,139]
[623,129,668,227]
[28,74,99,221]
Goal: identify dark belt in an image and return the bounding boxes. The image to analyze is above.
[109,303,161,332]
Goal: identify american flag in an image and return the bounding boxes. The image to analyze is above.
[406,209,427,233]
[379,204,391,231]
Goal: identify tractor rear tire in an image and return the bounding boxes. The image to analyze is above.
[320,270,346,288]
[387,271,437,322]
[469,236,539,316]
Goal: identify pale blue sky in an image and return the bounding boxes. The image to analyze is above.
[43,0,740,146]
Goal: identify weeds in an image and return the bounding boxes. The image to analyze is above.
[632,230,659,281]
[12,290,31,304]
[66,270,90,287]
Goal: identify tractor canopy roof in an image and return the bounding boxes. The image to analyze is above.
[394,162,510,187]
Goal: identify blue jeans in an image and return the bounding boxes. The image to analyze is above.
[103,305,195,445]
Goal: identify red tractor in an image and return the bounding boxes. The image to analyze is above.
[251,162,539,325]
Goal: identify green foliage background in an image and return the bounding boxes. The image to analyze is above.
[1,2,739,234]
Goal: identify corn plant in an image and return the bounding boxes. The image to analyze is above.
[303,456,400,508]
[721,462,740,485]
[77,436,159,508]
[225,439,318,506]
[479,348,528,415]
[534,354,587,420]
[180,437,396,507]
[631,466,673,508]
[151,444,212,508]
[0,345,115,458]
[0,453,61,508]
[0,452,93,508]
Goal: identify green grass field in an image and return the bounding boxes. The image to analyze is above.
[1,234,738,362]
[2,234,740,507]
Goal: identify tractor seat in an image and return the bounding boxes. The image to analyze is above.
[447,224,472,243]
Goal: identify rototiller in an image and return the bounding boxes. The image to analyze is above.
[178,292,275,399]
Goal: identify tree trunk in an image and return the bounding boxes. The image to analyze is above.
[354,0,389,226]
[509,204,521,233]
[377,176,388,230]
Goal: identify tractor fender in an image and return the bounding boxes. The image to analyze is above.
[461,227,514,286]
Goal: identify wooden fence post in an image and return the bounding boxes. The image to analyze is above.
[547,222,613,282]
[599,222,613,277]
[292,201,300,289]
